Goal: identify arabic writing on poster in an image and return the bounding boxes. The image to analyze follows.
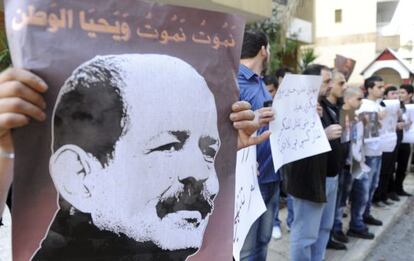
[11,4,237,49]
[233,145,265,261]
[269,74,331,173]
[402,104,414,143]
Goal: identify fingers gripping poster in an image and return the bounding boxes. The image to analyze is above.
[5,1,244,260]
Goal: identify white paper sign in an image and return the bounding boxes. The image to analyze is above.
[402,104,414,143]
[269,74,331,172]
[379,100,400,152]
[233,145,266,261]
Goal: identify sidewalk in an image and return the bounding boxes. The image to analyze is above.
[1,175,413,261]
[267,173,414,261]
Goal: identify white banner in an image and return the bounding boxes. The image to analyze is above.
[233,145,266,261]
[402,104,414,143]
[269,74,331,173]
[379,100,400,152]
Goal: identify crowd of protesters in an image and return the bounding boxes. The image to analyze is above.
[238,30,413,261]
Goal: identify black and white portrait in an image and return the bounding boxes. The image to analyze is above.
[31,54,221,260]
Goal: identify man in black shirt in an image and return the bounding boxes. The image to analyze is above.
[286,64,342,261]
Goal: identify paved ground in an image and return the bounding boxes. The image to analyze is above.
[1,175,413,261]
[267,173,414,261]
[365,196,414,261]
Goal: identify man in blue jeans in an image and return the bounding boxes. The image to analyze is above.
[284,64,343,261]
[238,30,282,261]
[348,76,385,239]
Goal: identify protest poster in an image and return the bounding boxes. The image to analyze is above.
[269,74,331,173]
[233,145,266,261]
[379,100,400,152]
[350,120,370,178]
[335,54,356,81]
[5,0,244,260]
[359,112,380,140]
[402,104,414,143]
[339,108,356,143]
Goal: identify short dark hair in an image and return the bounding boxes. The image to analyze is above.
[53,57,127,167]
[400,84,414,94]
[241,31,269,59]
[384,85,397,96]
[275,67,292,79]
[302,64,330,76]
[263,75,278,86]
[364,75,383,89]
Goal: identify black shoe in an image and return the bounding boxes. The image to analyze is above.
[326,239,347,250]
[397,190,412,197]
[347,228,375,239]
[382,199,394,206]
[333,230,349,243]
[364,215,383,226]
[388,192,400,201]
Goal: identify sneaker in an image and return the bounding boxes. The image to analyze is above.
[347,228,375,239]
[364,215,383,226]
[382,199,394,206]
[326,239,347,250]
[373,201,387,208]
[272,226,282,240]
[397,190,412,197]
[332,231,349,243]
[388,192,400,202]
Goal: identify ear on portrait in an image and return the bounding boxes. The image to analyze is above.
[49,144,101,213]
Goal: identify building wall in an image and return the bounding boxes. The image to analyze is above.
[310,0,379,84]
[151,0,272,22]
[313,42,376,85]
[314,0,377,38]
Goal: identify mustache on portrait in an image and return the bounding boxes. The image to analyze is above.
[156,177,215,220]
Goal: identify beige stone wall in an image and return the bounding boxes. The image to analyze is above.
[311,42,377,85]
[295,0,314,23]
[376,35,401,52]
[314,0,377,38]
[151,0,272,22]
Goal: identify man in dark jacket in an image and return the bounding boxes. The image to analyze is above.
[286,64,342,261]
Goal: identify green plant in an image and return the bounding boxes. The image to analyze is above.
[0,32,11,71]
[245,0,301,74]
[299,47,317,72]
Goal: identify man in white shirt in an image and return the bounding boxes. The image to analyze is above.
[348,76,384,239]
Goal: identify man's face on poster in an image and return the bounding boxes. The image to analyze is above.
[50,55,220,252]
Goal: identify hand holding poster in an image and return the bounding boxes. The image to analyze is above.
[379,100,400,152]
[269,74,331,173]
[402,104,414,143]
[233,145,266,261]
[6,1,244,260]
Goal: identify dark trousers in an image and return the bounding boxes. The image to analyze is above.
[395,143,411,193]
[374,152,397,201]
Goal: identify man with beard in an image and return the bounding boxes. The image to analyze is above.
[323,70,349,250]
[31,54,226,261]
[286,64,342,261]
[0,60,273,261]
